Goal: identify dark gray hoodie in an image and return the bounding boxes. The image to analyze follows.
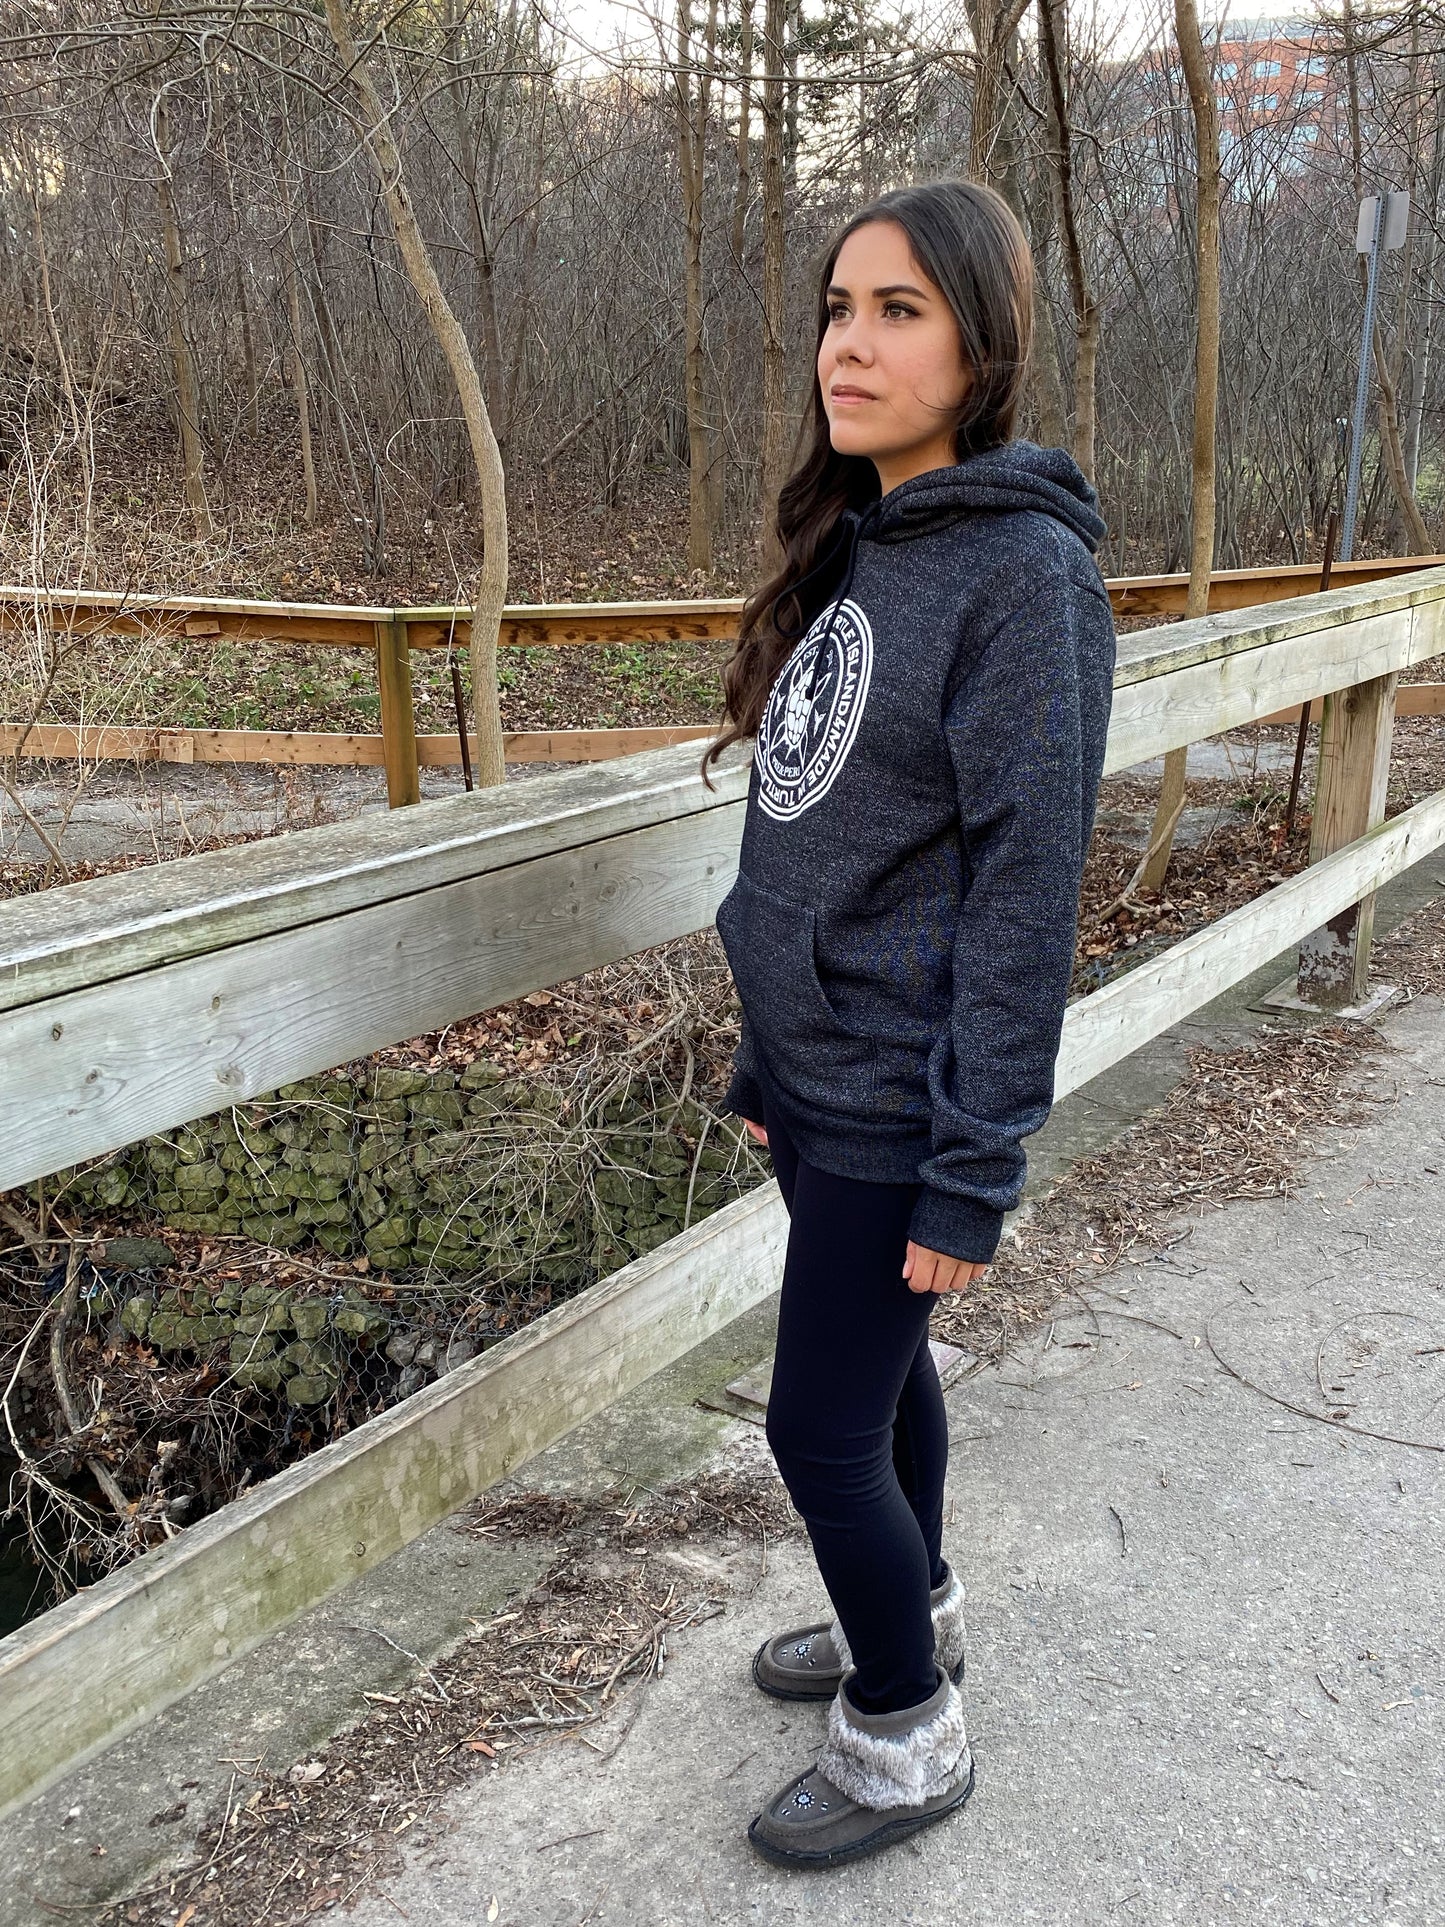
[714,439,1116,1263]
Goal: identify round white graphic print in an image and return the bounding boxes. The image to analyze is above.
[756,597,874,822]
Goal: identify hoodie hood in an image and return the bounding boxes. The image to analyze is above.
[770,440,1104,693]
[862,439,1105,552]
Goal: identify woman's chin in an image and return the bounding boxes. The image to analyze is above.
[828,424,888,461]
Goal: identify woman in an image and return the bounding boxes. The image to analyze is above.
[705,179,1116,1867]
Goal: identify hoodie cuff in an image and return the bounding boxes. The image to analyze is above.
[908,1187,1004,1266]
[724,1066,766,1127]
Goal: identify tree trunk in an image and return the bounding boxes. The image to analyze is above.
[731,0,753,265]
[1143,0,1221,893]
[220,131,260,440]
[966,0,1030,189]
[1339,0,1430,554]
[321,0,507,788]
[277,90,318,527]
[152,88,214,534]
[674,0,720,574]
[1037,0,1099,482]
[283,239,318,527]
[759,0,789,573]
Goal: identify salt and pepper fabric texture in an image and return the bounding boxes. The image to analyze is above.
[716,439,1117,1263]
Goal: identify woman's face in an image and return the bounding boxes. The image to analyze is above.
[817,218,971,496]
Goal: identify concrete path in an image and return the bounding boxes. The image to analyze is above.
[345,991,1445,1927]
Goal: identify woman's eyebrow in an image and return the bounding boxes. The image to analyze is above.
[826,281,931,300]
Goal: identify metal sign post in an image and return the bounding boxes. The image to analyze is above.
[1341,190,1410,562]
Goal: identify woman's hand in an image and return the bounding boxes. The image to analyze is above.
[743,1119,769,1146]
[903,1242,987,1296]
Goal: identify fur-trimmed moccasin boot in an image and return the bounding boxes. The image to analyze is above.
[751,1563,966,1701]
[747,1664,975,1868]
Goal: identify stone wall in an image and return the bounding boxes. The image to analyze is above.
[45,1060,766,1406]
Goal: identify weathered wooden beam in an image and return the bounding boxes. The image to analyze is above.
[0,589,386,649]
[0,723,719,769]
[0,807,745,1191]
[0,1179,789,1820]
[1295,673,1399,1007]
[429,728,713,765]
[1257,683,1445,725]
[0,742,751,1013]
[1104,571,1445,772]
[4,556,1445,659]
[1106,554,1445,619]
[1054,785,1445,1093]
[376,616,420,808]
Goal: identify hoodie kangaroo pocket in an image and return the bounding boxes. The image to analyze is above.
[716,872,875,1115]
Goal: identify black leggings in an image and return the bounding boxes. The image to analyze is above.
[760,1086,950,1716]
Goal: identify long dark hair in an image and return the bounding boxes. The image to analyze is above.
[703,179,1033,777]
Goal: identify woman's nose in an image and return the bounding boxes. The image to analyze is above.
[835,319,873,363]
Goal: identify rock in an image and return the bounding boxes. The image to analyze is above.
[283,1338,339,1379]
[146,1311,181,1351]
[287,1372,333,1408]
[385,1333,418,1366]
[175,1162,226,1192]
[407,1092,465,1126]
[101,1238,177,1272]
[460,1060,505,1091]
[442,1334,478,1374]
[234,1359,285,1394]
[306,1150,354,1178]
[372,1067,431,1101]
[333,1304,388,1340]
[229,1333,276,1364]
[121,1296,153,1339]
[395,1364,428,1400]
[291,1297,330,1342]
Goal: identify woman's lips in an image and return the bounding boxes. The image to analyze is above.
[831,388,876,405]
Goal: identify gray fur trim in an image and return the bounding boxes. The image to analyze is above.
[817,1676,971,1812]
[826,1570,966,1680]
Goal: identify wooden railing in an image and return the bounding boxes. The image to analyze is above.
[4,556,1445,808]
[4,564,1445,1816]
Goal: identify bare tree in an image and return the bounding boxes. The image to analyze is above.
[673,0,722,571]
[320,0,507,787]
[1037,0,1100,481]
[1143,0,1222,893]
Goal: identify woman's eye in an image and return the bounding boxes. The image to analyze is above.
[828,302,848,322]
[884,302,915,319]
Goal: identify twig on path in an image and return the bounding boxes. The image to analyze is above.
[1204,1311,1445,1453]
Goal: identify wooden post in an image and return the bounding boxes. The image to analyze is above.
[376,614,420,808]
[1296,670,1398,1007]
